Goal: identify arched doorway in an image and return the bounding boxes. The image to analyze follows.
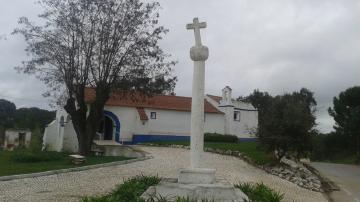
[103,116,113,140]
[98,111,121,143]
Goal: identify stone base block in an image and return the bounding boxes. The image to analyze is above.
[178,168,216,184]
[141,178,248,202]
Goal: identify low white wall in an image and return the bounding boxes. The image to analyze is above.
[62,122,78,152]
[43,120,58,151]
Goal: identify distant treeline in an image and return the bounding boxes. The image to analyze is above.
[0,99,55,132]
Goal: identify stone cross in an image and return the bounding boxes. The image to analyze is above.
[186,18,207,46]
[186,17,209,169]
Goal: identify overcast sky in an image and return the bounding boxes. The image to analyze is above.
[1,0,360,133]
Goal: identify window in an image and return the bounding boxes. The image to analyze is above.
[60,116,65,127]
[150,112,157,119]
[234,111,240,121]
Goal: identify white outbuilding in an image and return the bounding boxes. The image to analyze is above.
[43,86,258,152]
[2,129,31,151]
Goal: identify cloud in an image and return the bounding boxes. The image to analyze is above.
[1,0,360,132]
[157,0,360,133]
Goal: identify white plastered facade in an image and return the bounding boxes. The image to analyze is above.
[43,86,258,152]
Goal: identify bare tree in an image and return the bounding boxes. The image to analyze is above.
[14,0,176,155]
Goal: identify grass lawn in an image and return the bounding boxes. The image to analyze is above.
[320,154,359,165]
[147,141,272,165]
[0,150,132,177]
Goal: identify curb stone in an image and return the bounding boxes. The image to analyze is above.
[303,163,340,192]
[303,163,339,202]
[0,156,153,181]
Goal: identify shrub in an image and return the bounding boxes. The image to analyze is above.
[29,127,43,152]
[204,133,238,143]
[311,132,358,163]
[10,150,65,163]
[235,182,284,202]
[82,175,161,202]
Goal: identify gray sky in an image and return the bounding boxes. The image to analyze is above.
[1,0,360,133]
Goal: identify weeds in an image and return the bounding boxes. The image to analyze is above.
[82,175,161,202]
[235,182,284,202]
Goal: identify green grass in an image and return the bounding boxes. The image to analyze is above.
[235,182,284,202]
[0,150,131,177]
[320,153,359,165]
[147,141,272,165]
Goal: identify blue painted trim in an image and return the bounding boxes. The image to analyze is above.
[104,110,121,143]
[133,134,190,144]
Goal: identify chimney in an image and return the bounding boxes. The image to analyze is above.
[221,86,232,105]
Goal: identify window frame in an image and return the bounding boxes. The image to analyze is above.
[150,112,157,119]
[233,111,240,122]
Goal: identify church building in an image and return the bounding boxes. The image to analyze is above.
[43,86,258,152]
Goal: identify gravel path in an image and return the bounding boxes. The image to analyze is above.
[0,147,327,202]
[312,162,360,202]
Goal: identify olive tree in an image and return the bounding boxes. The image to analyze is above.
[244,88,317,160]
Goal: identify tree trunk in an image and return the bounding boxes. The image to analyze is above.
[0,126,4,146]
[79,107,105,155]
[65,86,110,156]
[356,135,360,161]
[76,127,95,156]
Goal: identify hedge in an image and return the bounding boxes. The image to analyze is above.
[204,133,238,143]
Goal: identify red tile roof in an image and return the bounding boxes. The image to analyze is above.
[207,94,222,103]
[136,107,148,120]
[85,88,223,114]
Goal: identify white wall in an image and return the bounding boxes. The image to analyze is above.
[43,108,70,152]
[144,108,190,135]
[43,120,59,151]
[209,92,258,138]
[217,106,258,138]
[140,108,225,136]
[102,107,226,140]
[42,98,256,152]
[62,121,78,152]
[229,109,258,138]
[205,113,225,134]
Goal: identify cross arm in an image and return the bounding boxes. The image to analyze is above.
[186,22,207,30]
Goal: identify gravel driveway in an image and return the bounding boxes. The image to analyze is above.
[312,162,360,202]
[0,147,327,202]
